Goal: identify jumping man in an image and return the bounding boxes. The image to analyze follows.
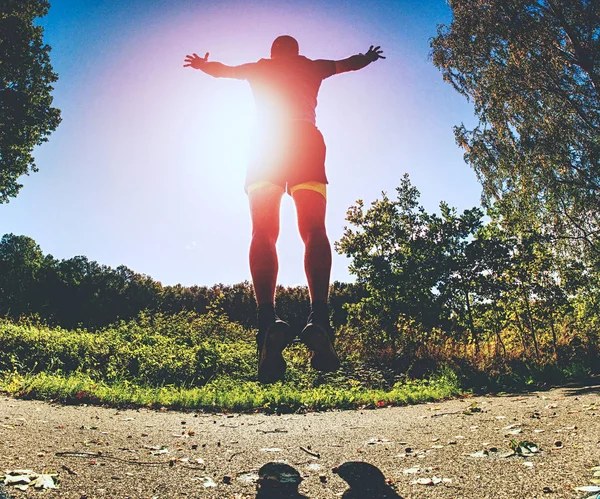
[184,36,385,383]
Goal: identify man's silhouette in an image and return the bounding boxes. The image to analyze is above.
[184,36,384,383]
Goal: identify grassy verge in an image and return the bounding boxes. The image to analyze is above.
[0,370,463,413]
[2,315,594,412]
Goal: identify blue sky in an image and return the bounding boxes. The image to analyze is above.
[3,0,481,287]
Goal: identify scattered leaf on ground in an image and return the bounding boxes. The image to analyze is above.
[367,437,392,445]
[403,468,420,474]
[412,477,451,486]
[575,486,600,493]
[191,476,217,487]
[2,471,58,490]
[238,473,259,484]
[150,448,169,455]
[33,474,58,489]
[510,440,540,457]
[4,475,31,485]
[464,402,482,414]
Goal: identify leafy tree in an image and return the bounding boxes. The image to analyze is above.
[0,0,61,202]
[0,233,44,317]
[470,220,585,361]
[336,175,488,351]
[431,0,600,266]
[466,222,518,356]
[434,209,510,354]
[336,176,435,348]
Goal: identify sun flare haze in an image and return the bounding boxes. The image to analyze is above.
[3,0,481,287]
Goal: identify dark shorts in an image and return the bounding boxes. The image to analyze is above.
[244,121,328,194]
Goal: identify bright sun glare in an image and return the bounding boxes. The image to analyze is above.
[197,84,257,187]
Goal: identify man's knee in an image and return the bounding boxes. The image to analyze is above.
[299,224,329,245]
[252,224,279,245]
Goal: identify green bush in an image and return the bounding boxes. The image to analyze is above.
[0,311,255,387]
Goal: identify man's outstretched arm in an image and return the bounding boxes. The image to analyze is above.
[334,45,385,74]
[183,52,237,78]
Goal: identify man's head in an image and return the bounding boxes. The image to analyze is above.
[270,35,299,59]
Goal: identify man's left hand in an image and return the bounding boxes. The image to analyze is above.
[365,46,385,62]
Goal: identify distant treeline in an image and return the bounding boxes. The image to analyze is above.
[0,233,365,331]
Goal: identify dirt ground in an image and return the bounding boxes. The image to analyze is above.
[1,380,599,499]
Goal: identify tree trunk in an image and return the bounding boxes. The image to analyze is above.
[523,293,540,359]
[495,314,507,358]
[464,290,479,354]
[550,318,559,361]
[514,310,529,358]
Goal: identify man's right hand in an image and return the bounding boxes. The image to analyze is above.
[183,53,237,78]
[184,52,209,69]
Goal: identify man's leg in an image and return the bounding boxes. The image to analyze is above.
[248,183,284,305]
[291,188,331,303]
[248,183,292,383]
[292,187,340,372]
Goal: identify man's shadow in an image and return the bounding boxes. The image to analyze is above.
[256,462,307,499]
[256,461,404,498]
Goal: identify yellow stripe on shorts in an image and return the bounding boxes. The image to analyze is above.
[289,181,327,199]
[246,181,285,195]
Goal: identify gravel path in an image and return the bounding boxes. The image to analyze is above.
[1,380,599,499]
